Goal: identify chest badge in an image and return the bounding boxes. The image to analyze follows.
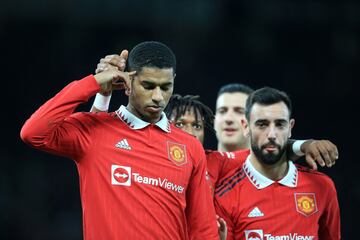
[167,141,187,166]
[294,193,318,217]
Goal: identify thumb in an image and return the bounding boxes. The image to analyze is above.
[120,50,129,60]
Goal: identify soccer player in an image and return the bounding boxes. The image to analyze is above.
[214,83,254,152]
[20,41,219,240]
[214,87,340,239]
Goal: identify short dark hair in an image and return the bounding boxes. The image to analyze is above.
[127,41,176,74]
[165,94,215,133]
[217,83,254,97]
[245,87,292,121]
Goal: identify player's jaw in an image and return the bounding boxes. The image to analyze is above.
[140,103,166,122]
[252,140,285,165]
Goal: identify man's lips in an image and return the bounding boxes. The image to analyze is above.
[146,105,163,113]
[263,144,279,152]
[223,128,238,136]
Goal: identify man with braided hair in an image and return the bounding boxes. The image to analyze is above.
[165,94,214,144]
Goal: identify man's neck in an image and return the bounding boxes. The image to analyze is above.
[249,154,289,181]
[217,142,249,152]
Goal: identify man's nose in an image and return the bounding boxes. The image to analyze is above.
[152,87,163,103]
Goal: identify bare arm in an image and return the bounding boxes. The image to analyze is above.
[287,139,338,170]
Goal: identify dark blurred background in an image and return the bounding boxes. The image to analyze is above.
[1,0,358,239]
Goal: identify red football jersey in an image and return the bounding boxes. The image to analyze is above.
[21,75,219,240]
[214,157,340,240]
[206,150,250,194]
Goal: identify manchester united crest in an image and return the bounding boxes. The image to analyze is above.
[167,141,187,166]
[294,193,318,217]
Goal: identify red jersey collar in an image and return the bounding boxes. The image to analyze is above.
[116,105,171,132]
[243,156,298,189]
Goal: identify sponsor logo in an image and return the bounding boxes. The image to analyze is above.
[111,165,184,193]
[115,138,132,150]
[294,193,318,217]
[245,229,263,240]
[248,207,264,218]
[112,165,131,186]
[167,141,187,165]
[245,229,314,240]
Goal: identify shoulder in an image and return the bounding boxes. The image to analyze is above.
[214,166,247,198]
[67,111,119,126]
[71,111,117,120]
[296,164,337,191]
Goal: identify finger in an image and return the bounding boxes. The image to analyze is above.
[326,141,339,165]
[305,155,318,170]
[118,50,128,70]
[317,142,332,167]
[119,50,129,60]
[95,68,103,74]
[101,57,123,69]
[104,54,120,60]
[96,62,117,74]
[312,146,326,167]
[123,71,136,89]
[321,141,336,167]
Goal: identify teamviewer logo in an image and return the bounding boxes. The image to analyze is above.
[111,165,131,186]
[245,229,263,240]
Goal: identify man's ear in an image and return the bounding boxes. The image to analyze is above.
[124,73,135,96]
[288,119,295,138]
[241,118,250,137]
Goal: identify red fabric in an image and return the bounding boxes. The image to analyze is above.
[214,164,340,240]
[21,75,219,240]
[206,150,250,194]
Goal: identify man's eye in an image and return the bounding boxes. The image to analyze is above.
[143,85,154,90]
[193,124,203,130]
[256,123,267,128]
[217,109,226,114]
[235,109,245,114]
[175,122,184,128]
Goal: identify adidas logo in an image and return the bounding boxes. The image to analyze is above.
[115,139,131,150]
[248,207,264,218]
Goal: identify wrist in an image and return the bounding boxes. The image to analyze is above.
[292,140,308,156]
[93,92,112,111]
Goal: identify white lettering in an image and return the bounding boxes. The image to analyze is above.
[264,233,314,240]
[132,173,184,193]
[158,178,167,187]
